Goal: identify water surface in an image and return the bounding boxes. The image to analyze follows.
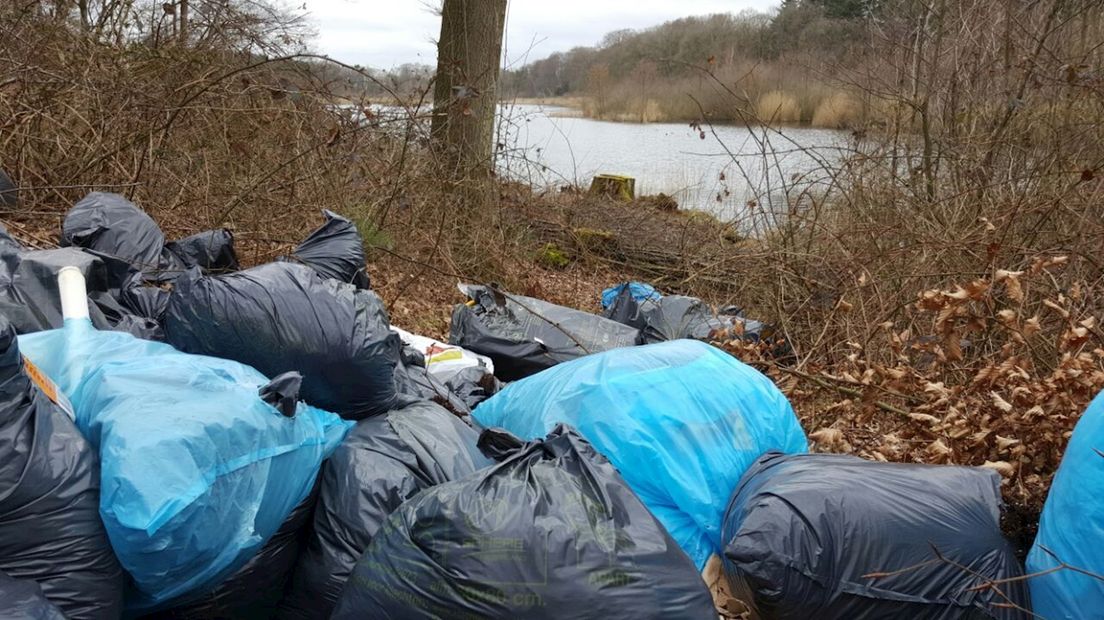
[496,103,847,222]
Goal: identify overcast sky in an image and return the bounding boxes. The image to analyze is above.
[302,0,781,69]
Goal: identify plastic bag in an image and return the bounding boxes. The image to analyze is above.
[61,192,182,280]
[473,339,807,569]
[723,452,1028,619]
[0,573,67,620]
[0,316,124,619]
[449,284,641,381]
[17,318,351,612]
[280,401,492,619]
[392,325,495,383]
[0,248,160,338]
[600,281,660,308]
[1027,391,1104,619]
[331,425,716,620]
[166,228,240,272]
[292,210,370,288]
[165,262,402,420]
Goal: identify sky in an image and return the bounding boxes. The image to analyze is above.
[302,0,780,69]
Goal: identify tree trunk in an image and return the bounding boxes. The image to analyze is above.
[179,0,189,41]
[432,0,508,181]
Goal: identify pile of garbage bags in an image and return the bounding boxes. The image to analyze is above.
[0,191,1061,619]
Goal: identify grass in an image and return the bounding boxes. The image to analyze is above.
[756,91,802,124]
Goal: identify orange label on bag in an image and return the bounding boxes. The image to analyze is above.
[22,356,59,402]
[22,356,75,420]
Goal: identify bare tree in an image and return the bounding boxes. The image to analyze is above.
[431,0,508,181]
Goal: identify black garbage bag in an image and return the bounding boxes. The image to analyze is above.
[165,262,402,419]
[0,247,161,338]
[280,401,492,619]
[332,424,715,620]
[449,284,641,381]
[0,316,125,619]
[292,210,370,288]
[0,573,67,620]
[166,228,240,272]
[0,222,23,254]
[721,452,1029,620]
[148,483,320,620]
[61,192,182,280]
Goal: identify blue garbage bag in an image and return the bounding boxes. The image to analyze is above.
[600,281,660,309]
[473,339,807,569]
[17,318,351,612]
[1027,391,1104,619]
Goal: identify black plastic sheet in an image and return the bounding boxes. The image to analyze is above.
[0,316,124,619]
[331,425,715,620]
[280,401,491,619]
[449,284,640,381]
[722,452,1029,619]
[165,262,402,419]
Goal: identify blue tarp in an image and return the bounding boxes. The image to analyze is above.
[18,319,351,612]
[1027,391,1104,619]
[600,281,660,309]
[473,339,807,569]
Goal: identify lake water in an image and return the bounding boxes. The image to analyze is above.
[495,103,848,222]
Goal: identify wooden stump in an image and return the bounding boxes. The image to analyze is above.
[588,174,635,201]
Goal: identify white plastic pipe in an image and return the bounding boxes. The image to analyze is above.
[58,266,90,320]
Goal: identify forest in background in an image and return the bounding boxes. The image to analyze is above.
[501,0,871,126]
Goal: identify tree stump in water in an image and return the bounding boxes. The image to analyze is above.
[588,174,635,201]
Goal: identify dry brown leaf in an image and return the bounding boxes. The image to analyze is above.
[1023,316,1042,337]
[991,392,1013,412]
[996,435,1021,451]
[836,299,853,313]
[1043,299,1070,318]
[809,428,844,447]
[927,439,953,458]
[908,412,941,426]
[982,460,1015,477]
